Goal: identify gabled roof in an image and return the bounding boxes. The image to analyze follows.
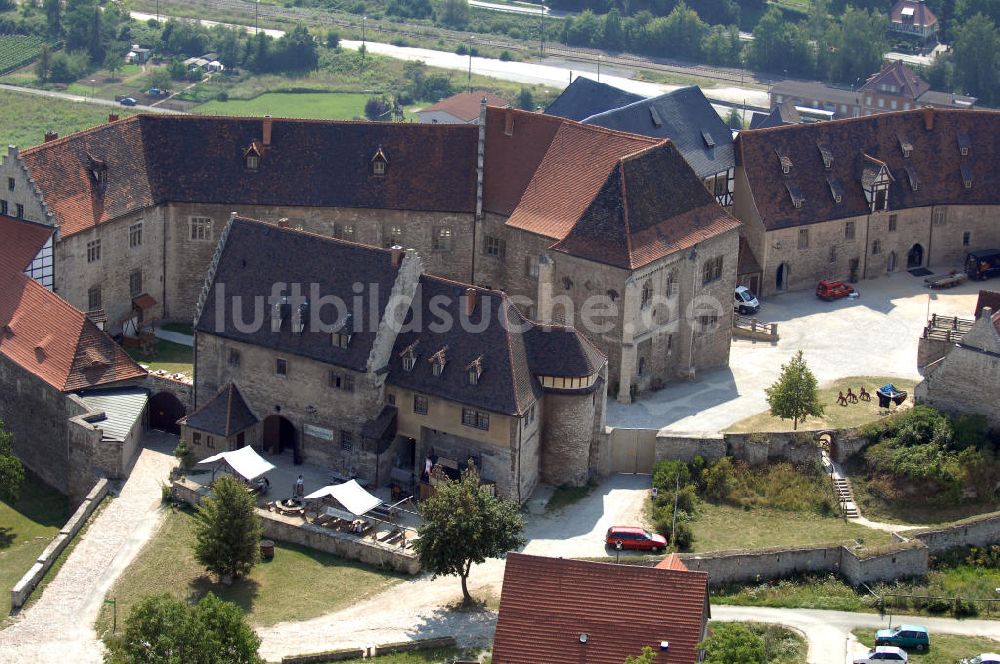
[545,76,645,122]
[890,0,938,28]
[975,290,1000,318]
[0,264,146,391]
[493,553,709,664]
[418,91,507,122]
[582,86,735,179]
[181,383,258,436]
[749,101,802,129]
[861,61,930,100]
[482,107,566,216]
[736,108,1000,231]
[0,214,53,275]
[551,142,741,269]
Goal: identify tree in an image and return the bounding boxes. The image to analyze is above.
[726,107,742,130]
[104,51,123,81]
[43,0,61,37]
[625,646,658,664]
[105,593,263,664]
[517,86,534,110]
[0,420,24,505]
[602,8,625,51]
[765,350,823,430]
[414,464,525,604]
[439,0,469,28]
[36,44,52,83]
[365,95,393,120]
[193,474,262,583]
[826,7,887,85]
[748,6,814,77]
[952,13,1000,103]
[699,622,767,664]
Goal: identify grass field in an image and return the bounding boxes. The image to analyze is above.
[0,473,69,619]
[725,376,918,433]
[125,339,193,376]
[338,648,485,663]
[95,507,403,635]
[196,92,384,120]
[691,503,891,552]
[0,88,135,149]
[853,629,1000,664]
[159,322,194,336]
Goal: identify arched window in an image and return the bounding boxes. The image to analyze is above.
[640,280,653,308]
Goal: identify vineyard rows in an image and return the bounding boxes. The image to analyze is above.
[0,35,51,76]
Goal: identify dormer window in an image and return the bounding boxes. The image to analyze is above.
[961,162,973,189]
[785,182,805,209]
[88,156,108,184]
[826,175,843,204]
[271,295,289,332]
[293,300,309,334]
[429,348,447,376]
[861,154,892,212]
[467,356,483,386]
[701,128,715,149]
[334,332,351,348]
[817,143,833,169]
[400,343,417,371]
[898,135,912,158]
[371,146,388,176]
[958,132,970,156]
[905,165,920,191]
[776,150,792,174]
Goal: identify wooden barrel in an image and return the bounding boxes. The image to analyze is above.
[260,539,275,560]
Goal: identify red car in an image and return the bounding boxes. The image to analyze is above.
[816,279,856,301]
[606,526,668,552]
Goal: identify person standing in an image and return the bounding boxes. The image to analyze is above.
[294,475,304,502]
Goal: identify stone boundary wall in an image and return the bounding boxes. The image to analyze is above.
[652,428,867,466]
[171,479,420,575]
[11,479,109,608]
[911,512,1000,553]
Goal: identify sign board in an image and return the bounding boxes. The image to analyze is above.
[303,424,334,441]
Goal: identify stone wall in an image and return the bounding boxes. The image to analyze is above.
[541,389,600,487]
[916,340,1000,428]
[911,512,1000,553]
[11,479,108,608]
[653,430,825,467]
[839,543,929,586]
[145,373,194,411]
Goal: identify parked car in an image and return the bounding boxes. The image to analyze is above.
[875,625,930,651]
[816,279,856,301]
[119,97,137,106]
[853,646,908,664]
[960,655,1000,664]
[734,285,760,315]
[605,526,667,552]
[965,248,1000,280]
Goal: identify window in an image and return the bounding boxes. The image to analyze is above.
[334,332,351,348]
[87,286,102,312]
[329,371,341,389]
[129,222,142,247]
[0,200,6,215]
[461,407,490,430]
[933,209,947,227]
[343,375,354,392]
[963,231,971,247]
[798,229,809,250]
[640,280,653,308]
[432,227,452,251]
[890,100,897,110]
[7,177,13,191]
[845,221,855,241]
[701,256,723,285]
[889,214,898,232]
[484,236,506,260]
[384,224,403,247]
[666,271,676,297]
[872,239,882,255]
[87,239,101,263]
[340,430,353,451]
[713,174,728,197]
[878,98,885,108]
[276,358,287,376]
[525,257,539,278]
[192,432,202,446]
[15,203,23,218]
[129,269,143,297]
[190,216,213,241]
[699,314,719,332]
[638,357,646,375]
[829,245,838,263]
[468,367,479,385]
[206,435,215,449]
[334,223,355,241]
[229,349,241,367]
[402,353,416,371]
[414,395,428,414]
[387,393,396,406]
[373,160,386,176]
[432,362,443,377]
[246,153,259,170]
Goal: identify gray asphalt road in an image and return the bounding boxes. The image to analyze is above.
[0,83,184,114]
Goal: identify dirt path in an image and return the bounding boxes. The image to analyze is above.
[0,434,177,664]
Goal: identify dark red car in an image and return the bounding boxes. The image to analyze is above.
[816,279,856,301]
[605,526,668,552]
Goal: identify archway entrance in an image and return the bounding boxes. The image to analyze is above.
[262,415,296,455]
[887,251,897,273]
[776,263,789,291]
[907,243,924,269]
[149,392,185,434]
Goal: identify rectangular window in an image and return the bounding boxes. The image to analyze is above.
[713,174,728,197]
[228,349,241,367]
[963,231,971,247]
[16,203,23,218]
[87,286,102,312]
[192,432,202,446]
[432,227,452,251]
[384,224,403,247]
[414,394,428,414]
[461,407,490,430]
[0,200,6,215]
[190,216,213,241]
[829,245,838,263]
[329,371,341,389]
[701,256,723,285]
[933,209,946,226]
[889,214,898,232]
[798,229,809,249]
[7,177,13,191]
[276,358,287,376]
[484,236,506,260]
[334,223,355,241]
[334,332,351,349]
[845,221,855,241]
[129,221,142,247]
[343,375,354,392]
[87,239,101,263]
[129,269,143,297]
[872,239,882,255]
[340,430,353,451]
[207,435,215,449]
[525,257,539,278]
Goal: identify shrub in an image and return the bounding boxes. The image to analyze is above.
[173,439,195,470]
[652,459,691,493]
[499,50,513,61]
[702,457,734,501]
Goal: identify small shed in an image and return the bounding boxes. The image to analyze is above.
[76,386,149,477]
[179,383,260,460]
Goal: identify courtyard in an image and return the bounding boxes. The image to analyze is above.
[608,271,983,431]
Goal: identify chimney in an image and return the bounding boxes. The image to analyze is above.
[504,106,514,137]
[263,115,273,146]
[464,287,478,316]
[43,131,58,143]
[107,113,119,123]
[922,106,935,131]
[981,306,993,321]
[390,245,404,267]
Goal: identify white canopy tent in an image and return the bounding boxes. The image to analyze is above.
[198,446,276,482]
[303,479,382,516]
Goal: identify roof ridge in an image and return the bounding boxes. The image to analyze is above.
[21,114,141,155]
[618,160,636,269]
[420,272,507,297]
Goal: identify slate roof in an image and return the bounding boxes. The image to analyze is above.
[195,217,401,373]
[181,383,258,436]
[0,263,146,391]
[545,76,644,122]
[0,214,53,274]
[493,553,710,664]
[749,101,802,129]
[418,91,507,122]
[582,86,735,179]
[975,290,1000,318]
[523,322,605,378]
[736,108,1000,231]
[20,115,479,237]
[76,387,149,442]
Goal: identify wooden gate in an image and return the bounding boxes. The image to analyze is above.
[609,428,656,474]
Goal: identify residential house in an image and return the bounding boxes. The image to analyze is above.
[492,552,710,664]
[545,76,644,122]
[416,91,507,124]
[889,0,939,41]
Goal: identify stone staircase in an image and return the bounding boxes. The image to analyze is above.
[821,450,859,518]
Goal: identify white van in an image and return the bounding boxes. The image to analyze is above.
[734,285,760,315]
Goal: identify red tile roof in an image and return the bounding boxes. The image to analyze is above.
[493,553,709,664]
[0,215,53,274]
[656,554,689,571]
[861,61,929,100]
[483,107,565,216]
[419,91,508,122]
[0,264,146,391]
[890,0,938,28]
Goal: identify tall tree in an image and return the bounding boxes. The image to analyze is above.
[414,464,525,604]
[603,8,625,51]
[0,420,24,505]
[36,44,52,83]
[193,474,262,583]
[952,13,1000,103]
[439,0,469,28]
[827,7,887,84]
[44,0,62,38]
[765,350,824,430]
[748,6,814,77]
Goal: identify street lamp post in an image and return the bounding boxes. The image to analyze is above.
[255,0,260,35]
[467,38,473,92]
[597,54,601,83]
[363,16,367,48]
[89,79,96,98]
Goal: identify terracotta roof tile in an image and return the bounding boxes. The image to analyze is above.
[0,215,53,275]
[493,553,709,664]
[890,0,938,28]
[861,61,929,100]
[483,107,565,216]
[419,91,507,122]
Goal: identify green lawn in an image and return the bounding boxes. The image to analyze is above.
[691,503,892,553]
[125,339,193,376]
[159,322,193,336]
[0,473,69,619]
[196,92,373,119]
[852,629,1000,664]
[0,88,135,149]
[725,376,918,433]
[95,507,403,636]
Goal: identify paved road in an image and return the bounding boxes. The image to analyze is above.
[0,82,183,114]
[0,434,178,664]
